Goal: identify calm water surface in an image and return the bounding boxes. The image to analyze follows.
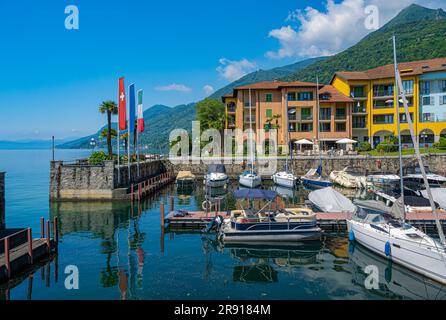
[0,149,445,300]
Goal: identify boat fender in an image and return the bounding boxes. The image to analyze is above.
[385,241,391,257]
[348,230,355,242]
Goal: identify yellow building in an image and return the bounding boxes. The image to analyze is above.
[331,57,446,148]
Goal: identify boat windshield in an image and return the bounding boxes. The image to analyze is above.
[208,164,226,174]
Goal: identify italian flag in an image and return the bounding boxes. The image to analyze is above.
[137,90,144,133]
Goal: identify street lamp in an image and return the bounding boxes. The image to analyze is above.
[90,138,96,152]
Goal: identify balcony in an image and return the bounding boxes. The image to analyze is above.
[244,103,256,109]
[299,115,313,122]
[352,122,367,129]
[373,89,394,98]
[227,107,236,113]
[353,106,367,114]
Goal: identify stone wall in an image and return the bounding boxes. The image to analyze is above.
[50,160,165,201]
[0,172,4,230]
[165,154,446,178]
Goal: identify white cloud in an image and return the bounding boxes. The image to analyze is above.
[155,83,192,92]
[217,58,257,82]
[203,85,214,95]
[267,0,446,59]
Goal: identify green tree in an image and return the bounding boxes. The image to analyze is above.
[99,101,118,157]
[196,98,225,131]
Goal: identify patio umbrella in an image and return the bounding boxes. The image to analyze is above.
[336,138,357,144]
[295,139,314,145]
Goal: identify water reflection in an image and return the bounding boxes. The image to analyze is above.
[1,181,445,299]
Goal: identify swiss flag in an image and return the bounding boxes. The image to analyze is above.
[118,77,127,130]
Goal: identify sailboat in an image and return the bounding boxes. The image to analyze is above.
[301,77,333,189]
[272,94,299,188]
[239,88,262,188]
[347,35,446,285]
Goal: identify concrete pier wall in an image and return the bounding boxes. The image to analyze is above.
[0,172,4,230]
[50,160,165,201]
[165,154,446,178]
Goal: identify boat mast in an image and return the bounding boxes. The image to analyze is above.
[285,93,289,173]
[249,88,254,175]
[392,35,406,223]
[392,35,446,246]
[316,77,322,168]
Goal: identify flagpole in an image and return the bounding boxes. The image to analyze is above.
[117,80,121,186]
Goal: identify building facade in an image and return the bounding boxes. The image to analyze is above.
[223,81,353,150]
[331,57,446,148]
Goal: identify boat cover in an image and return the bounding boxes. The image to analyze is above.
[308,187,356,213]
[353,199,391,214]
[234,189,277,201]
[176,171,195,180]
[420,188,446,209]
[208,164,226,174]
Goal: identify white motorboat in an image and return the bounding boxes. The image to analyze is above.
[348,212,446,285]
[272,171,299,188]
[348,35,446,286]
[204,164,229,188]
[367,173,400,188]
[239,171,262,188]
[403,165,446,188]
[301,166,332,189]
[329,167,367,189]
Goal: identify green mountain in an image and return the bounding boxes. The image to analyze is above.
[209,56,327,99]
[58,104,184,151]
[283,4,446,83]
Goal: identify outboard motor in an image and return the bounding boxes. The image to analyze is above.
[202,215,224,233]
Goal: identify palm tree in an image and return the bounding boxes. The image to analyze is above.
[99,101,118,158]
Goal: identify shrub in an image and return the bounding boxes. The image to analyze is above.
[438,137,446,150]
[357,142,371,152]
[376,143,398,153]
[89,151,110,165]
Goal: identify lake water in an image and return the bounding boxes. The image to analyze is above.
[0,149,445,300]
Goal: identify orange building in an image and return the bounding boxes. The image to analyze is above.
[223,80,353,150]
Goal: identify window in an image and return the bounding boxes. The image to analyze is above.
[288,108,296,120]
[265,93,273,102]
[265,109,273,117]
[352,116,366,128]
[373,100,391,109]
[289,123,296,132]
[402,80,414,94]
[320,123,331,132]
[373,114,394,124]
[297,92,313,101]
[422,96,432,106]
[353,101,366,113]
[373,84,394,97]
[227,102,236,113]
[421,81,430,95]
[336,123,346,132]
[320,107,331,120]
[287,92,296,101]
[399,113,414,123]
[351,86,365,98]
[301,108,312,120]
[335,107,346,120]
[298,123,313,132]
[441,80,446,93]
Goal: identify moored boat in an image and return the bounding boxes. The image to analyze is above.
[204,164,229,188]
[301,165,332,189]
[218,189,321,243]
[175,171,196,189]
[272,171,299,188]
[330,167,367,189]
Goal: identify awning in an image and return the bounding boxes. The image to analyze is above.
[336,138,358,144]
[295,139,314,145]
[234,189,277,201]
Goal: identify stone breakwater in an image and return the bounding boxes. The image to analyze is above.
[50,160,166,201]
[164,154,446,178]
[0,172,4,229]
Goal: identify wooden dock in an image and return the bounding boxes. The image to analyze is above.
[164,210,446,232]
[0,218,58,284]
[130,171,175,202]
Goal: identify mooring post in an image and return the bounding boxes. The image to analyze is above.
[46,220,51,252]
[4,236,10,279]
[130,184,134,202]
[53,216,59,251]
[40,217,45,239]
[169,196,174,212]
[160,202,165,228]
[215,202,218,217]
[27,228,33,264]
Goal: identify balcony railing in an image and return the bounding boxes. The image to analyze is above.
[373,90,394,97]
[335,114,346,120]
[352,122,367,129]
[299,115,313,121]
[227,107,236,113]
[353,106,367,113]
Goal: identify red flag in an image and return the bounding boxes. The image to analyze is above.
[118,77,127,130]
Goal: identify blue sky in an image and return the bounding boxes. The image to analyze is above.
[0,0,444,139]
